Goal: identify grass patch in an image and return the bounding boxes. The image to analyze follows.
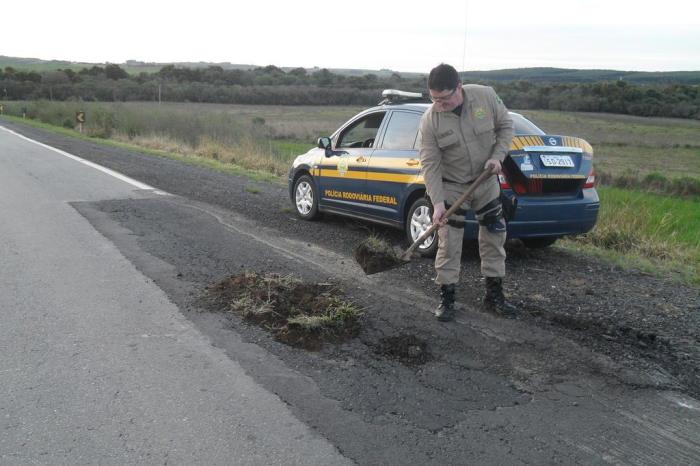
[208,272,363,350]
[597,170,700,198]
[562,186,700,284]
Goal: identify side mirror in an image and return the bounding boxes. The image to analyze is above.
[318,137,333,157]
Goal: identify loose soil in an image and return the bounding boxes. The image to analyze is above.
[353,237,406,275]
[207,272,362,350]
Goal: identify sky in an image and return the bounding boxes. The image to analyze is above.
[3,0,699,72]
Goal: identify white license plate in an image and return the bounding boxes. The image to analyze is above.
[540,154,574,167]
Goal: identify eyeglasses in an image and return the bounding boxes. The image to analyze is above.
[429,88,458,103]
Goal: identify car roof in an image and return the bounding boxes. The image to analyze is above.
[364,102,522,119]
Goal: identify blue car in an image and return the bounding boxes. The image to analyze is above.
[288,90,599,256]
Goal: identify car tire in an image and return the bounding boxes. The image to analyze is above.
[521,237,558,248]
[406,197,438,257]
[293,174,320,220]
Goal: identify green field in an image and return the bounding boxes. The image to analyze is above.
[1,101,698,284]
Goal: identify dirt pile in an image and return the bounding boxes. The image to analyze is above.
[208,272,363,350]
[353,235,406,275]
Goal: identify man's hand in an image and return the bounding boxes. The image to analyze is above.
[484,159,502,175]
[432,201,447,226]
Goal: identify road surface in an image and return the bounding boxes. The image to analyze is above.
[1,121,699,465]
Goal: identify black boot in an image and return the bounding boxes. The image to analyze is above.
[484,277,518,317]
[435,284,456,322]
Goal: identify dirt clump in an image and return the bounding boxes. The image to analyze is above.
[208,272,363,350]
[377,334,431,365]
[353,235,406,275]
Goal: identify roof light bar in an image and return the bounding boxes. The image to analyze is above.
[379,89,428,105]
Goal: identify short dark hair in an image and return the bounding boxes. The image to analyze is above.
[428,64,460,91]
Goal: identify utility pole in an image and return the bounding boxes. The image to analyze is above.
[461,0,469,73]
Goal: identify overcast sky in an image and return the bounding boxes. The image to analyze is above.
[3,0,699,72]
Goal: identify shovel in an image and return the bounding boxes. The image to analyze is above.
[354,169,493,275]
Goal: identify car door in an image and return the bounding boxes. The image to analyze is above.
[364,110,423,223]
[318,111,386,215]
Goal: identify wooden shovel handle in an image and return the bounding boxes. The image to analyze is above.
[403,169,493,258]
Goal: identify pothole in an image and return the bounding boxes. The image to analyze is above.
[377,334,431,365]
[207,272,363,350]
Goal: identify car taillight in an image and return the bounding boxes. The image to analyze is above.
[498,174,511,189]
[583,169,595,189]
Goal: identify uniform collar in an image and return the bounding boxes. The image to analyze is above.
[462,87,475,105]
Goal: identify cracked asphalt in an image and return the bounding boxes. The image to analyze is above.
[3,118,699,464]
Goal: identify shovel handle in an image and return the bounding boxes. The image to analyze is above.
[403,169,493,258]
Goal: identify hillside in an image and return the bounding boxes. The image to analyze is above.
[2,56,697,84]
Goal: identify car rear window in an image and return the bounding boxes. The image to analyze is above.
[511,113,545,135]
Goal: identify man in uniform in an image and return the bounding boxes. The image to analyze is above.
[419,63,518,321]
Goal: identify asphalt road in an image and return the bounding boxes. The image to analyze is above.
[0,126,350,465]
[1,120,699,465]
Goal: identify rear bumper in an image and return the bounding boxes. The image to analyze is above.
[464,188,600,239]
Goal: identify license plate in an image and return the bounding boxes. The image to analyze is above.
[540,154,574,168]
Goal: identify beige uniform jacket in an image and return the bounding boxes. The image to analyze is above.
[419,84,514,206]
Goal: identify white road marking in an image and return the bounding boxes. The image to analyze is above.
[0,125,169,195]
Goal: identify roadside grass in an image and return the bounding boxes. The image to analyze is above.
[0,114,283,184]
[0,100,340,179]
[562,186,700,284]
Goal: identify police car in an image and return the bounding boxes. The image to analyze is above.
[288,89,599,256]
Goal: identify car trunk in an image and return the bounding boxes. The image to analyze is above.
[502,135,593,197]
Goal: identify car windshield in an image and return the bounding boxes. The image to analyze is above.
[511,113,545,135]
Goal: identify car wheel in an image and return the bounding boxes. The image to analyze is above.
[293,174,319,220]
[406,197,438,257]
[521,237,558,248]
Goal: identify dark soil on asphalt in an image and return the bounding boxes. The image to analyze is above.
[206,272,362,350]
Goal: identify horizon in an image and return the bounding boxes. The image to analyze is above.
[3,55,699,75]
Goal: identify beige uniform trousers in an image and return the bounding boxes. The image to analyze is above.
[435,175,506,284]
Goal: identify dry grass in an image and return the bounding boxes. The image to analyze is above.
[112,132,292,177]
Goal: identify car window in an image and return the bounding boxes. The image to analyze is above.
[511,113,545,135]
[381,112,422,150]
[337,112,386,149]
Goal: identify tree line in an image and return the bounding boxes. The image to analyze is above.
[1,64,698,119]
